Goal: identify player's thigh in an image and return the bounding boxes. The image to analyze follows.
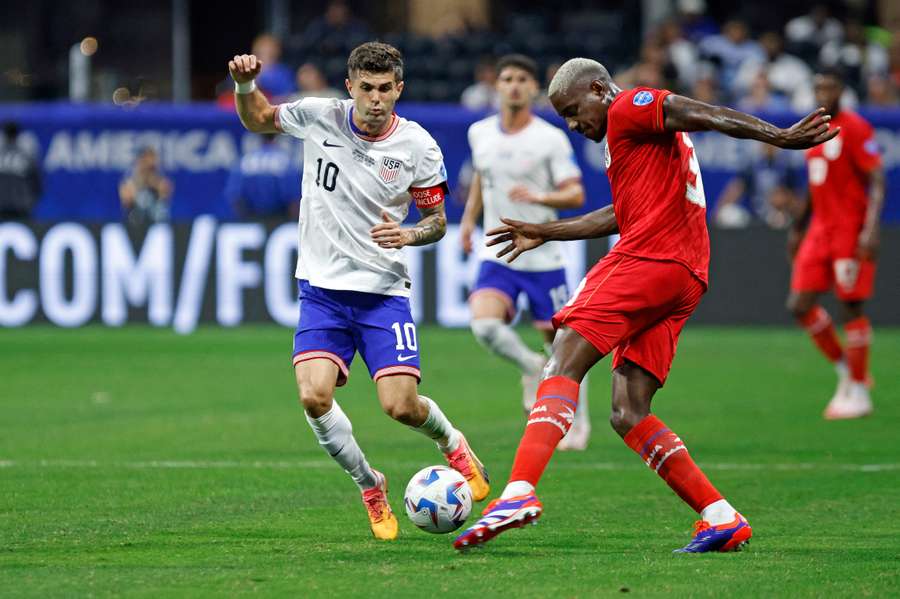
[469,261,520,322]
[354,294,422,383]
[294,359,340,416]
[612,274,703,388]
[545,326,604,382]
[790,234,832,302]
[833,257,876,304]
[292,281,356,386]
[520,267,569,331]
[553,255,682,357]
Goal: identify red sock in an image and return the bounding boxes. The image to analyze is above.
[844,316,872,383]
[508,376,579,487]
[797,306,843,363]
[624,415,723,514]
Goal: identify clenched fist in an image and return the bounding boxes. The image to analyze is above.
[228,54,263,84]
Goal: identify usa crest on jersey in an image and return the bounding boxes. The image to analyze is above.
[380,157,402,183]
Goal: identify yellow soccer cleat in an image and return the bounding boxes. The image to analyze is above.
[361,470,398,540]
[445,433,490,502]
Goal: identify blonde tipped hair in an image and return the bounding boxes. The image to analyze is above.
[548,58,608,98]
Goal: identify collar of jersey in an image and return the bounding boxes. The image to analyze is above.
[348,107,399,142]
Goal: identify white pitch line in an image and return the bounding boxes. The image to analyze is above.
[0,459,897,472]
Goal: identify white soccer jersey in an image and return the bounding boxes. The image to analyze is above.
[275,97,447,297]
[468,115,582,271]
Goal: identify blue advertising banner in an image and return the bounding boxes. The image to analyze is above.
[1,101,898,223]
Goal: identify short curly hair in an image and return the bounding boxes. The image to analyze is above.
[347,42,404,81]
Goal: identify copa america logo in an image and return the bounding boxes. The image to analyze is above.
[633,91,654,106]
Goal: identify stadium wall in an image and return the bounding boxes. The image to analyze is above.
[2,221,898,329]
[2,102,900,223]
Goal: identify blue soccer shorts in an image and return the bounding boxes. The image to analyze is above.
[292,280,421,386]
[470,261,569,329]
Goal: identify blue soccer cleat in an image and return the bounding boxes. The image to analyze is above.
[674,513,752,553]
[453,492,542,550]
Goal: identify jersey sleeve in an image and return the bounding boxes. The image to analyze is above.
[611,88,672,138]
[274,97,336,139]
[547,129,582,186]
[409,136,449,209]
[847,119,882,174]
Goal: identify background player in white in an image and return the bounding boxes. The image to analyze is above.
[228,42,489,540]
[461,54,591,449]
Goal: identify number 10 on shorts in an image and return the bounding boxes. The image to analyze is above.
[391,322,418,351]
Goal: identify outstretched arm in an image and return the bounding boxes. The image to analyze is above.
[662,95,839,150]
[485,205,617,263]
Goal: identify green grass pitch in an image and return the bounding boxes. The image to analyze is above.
[2,325,899,597]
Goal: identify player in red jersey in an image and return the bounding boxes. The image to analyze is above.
[787,67,885,420]
[453,58,837,553]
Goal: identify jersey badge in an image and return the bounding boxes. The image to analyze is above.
[633,91,654,106]
[380,157,402,183]
[863,138,880,155]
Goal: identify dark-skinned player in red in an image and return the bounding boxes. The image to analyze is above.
[787,67,884,420]
[453,57,838,553]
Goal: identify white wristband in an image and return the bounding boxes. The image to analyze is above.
[235,79,257,94]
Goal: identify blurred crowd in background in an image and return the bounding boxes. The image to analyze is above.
[1,0,898,228]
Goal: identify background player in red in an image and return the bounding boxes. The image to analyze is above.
[787,67,885,420]
[453,57,837,553]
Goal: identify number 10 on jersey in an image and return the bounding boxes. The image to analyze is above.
[391,322,418,351]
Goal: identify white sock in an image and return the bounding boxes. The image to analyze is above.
[305,400,377,490]
[835,359,849,379]
[501,480,534,499]
[471,318,545,374]
[700,499,737,526]
[412,395,461,453]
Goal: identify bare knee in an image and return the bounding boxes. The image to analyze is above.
[786,293,815,319]
[380,393,424,426]
[609,398,648,438]
[299,383,333,417]
[609,364,656,438]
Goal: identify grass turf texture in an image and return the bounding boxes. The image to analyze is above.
[1,325,898,598]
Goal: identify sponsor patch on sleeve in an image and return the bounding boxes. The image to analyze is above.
[410,184,445,209]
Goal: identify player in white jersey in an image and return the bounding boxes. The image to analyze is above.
[229,42,489,540]
[461,55,592,450]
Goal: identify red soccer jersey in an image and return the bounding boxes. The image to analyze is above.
[604,88,710,286]
[805,110,881,234]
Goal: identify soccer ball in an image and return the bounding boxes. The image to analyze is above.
[404,465,473,534]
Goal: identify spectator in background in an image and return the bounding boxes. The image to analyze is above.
[819,19,889,97]
[690,64,720,104]
[461,57,498,110]
[289,63,343,102]
[252,34,296,99]
[737,71,792,113]
[735,31,813,111]
[676,0,719,42]
[302,0,372,50]
[536,62,562,107]
[699,19,764,98]
[0,122,41,220]
[657,19,700,91]
[785,4,844,64]
[224,134,300,220]
[866,74,899,106]
[119,147,172,225]
[714,142,802,230]
[616,41,677,91]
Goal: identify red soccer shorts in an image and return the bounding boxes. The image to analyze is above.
[552,253,705,385]
[791,227,876,301]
